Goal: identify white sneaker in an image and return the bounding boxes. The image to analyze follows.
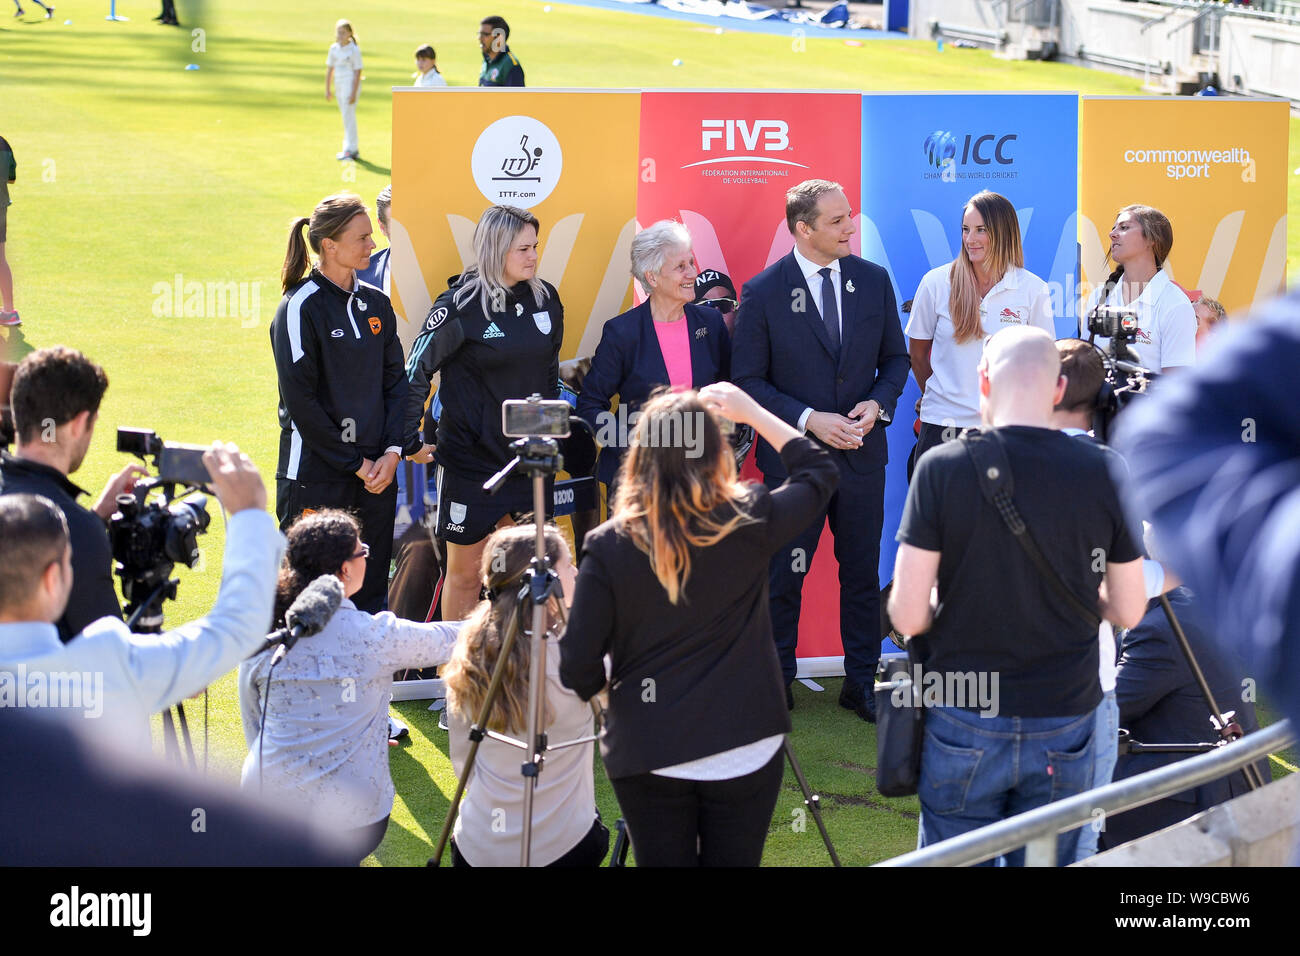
[437,709,449,732]
[388,715,409,741]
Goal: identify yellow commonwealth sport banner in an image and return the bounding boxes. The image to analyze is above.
[389,89,641,358]
[1080,97,1289,317]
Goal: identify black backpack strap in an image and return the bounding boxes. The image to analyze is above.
[959,430,1102,630]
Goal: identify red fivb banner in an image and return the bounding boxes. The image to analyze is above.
[636,91,863,672]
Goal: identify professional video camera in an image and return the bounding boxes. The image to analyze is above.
[110,427,212,633]
[1085,304,1158,442]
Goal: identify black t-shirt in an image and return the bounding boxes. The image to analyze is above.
[0,452,122,642]
[897,426,1140,717]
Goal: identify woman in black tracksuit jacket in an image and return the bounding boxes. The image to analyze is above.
[403,204,564,621]
[270,192,408,614]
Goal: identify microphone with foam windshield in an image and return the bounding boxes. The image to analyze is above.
[260,575,345,665]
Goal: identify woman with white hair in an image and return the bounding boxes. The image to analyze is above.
[576,220,731,507]
[403,205,564,621]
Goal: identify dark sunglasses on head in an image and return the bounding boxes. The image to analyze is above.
[697,297,737,314]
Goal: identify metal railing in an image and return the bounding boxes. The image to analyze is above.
[876,718,1295,867]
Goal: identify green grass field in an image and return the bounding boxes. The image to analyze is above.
[2,0,1294,866]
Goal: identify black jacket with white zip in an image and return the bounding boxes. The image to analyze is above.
[270,267,409,482]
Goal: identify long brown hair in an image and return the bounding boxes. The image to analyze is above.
[1102,203,1174,297]
[948,191,1024,345]
[274,510,359,627]
[282,192,369,293]
[443,524,569,732]
[612,389,756,605]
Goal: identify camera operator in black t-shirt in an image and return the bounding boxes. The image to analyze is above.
[0,347,146,642]
[1048,338,1182,861]
[889,325,1147,866]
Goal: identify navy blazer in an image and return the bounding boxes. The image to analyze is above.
[576,300,730,485]
[731,252,910,479]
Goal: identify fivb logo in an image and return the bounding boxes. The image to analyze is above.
[701,119,790,152]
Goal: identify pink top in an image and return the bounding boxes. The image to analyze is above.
[652,316,693,392]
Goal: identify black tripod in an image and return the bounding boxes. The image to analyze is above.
[1117,596,1266,792]
[123,574,202,771]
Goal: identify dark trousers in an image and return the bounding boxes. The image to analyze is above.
[276,476,396,614]
[450,815,610,867]
[908,421,975,481]
[610,748,784,867]
[765,466,885,692]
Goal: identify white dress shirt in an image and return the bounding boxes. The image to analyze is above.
[0,509,284,754]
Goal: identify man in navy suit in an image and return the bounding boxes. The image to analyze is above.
[733,179,910,719]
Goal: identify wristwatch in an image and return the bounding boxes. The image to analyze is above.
[875,402,891,424]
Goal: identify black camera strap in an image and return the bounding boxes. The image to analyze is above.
[960,430,1102,630]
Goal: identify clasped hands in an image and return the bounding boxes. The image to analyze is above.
[807,400,880,451]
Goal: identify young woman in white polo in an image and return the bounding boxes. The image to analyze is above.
[905,190,1055,469]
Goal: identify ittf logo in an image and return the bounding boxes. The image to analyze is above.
[701,120,789,152]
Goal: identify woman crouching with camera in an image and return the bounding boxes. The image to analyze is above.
[239,509,460,861]
[442,522,608,867]
[560,383,838,866]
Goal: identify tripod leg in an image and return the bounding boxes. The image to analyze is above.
[161,707,180,764]
[782,738,840,867]
[1159,596,1260,792]
[176,702,198,771]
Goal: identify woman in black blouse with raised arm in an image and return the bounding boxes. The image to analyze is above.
[560,382,838,867]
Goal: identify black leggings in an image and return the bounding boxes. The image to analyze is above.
[611,748,785,867]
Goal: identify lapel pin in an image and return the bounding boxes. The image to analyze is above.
[845,279,855,294]
[695,327,708,339]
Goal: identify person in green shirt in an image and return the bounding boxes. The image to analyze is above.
[0,134,17,328]
[477,15,525,87]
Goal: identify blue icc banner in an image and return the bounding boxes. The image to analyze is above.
[859,92,1080,609]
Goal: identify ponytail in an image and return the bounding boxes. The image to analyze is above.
[280,194,370,294]
[282,216,312,294]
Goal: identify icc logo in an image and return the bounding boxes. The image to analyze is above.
[701,119,790,152]
[498,134,544,182]
[923,130,1018,173]
[923,130,958,169]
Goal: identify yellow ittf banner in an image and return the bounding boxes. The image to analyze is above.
[1079,97,1289,318]
[389,90,641,358]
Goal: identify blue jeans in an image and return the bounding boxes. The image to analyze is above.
[1074,689,1118,861]
[918,706,1096,866]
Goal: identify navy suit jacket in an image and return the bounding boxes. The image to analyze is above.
[577,300,731,485]
[1106,589,1269,846]
[732,252,910,479]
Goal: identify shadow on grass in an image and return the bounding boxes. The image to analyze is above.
[1,326,34,363]
[351,157,391,176]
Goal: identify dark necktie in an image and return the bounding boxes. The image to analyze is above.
[818,267,841,354]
